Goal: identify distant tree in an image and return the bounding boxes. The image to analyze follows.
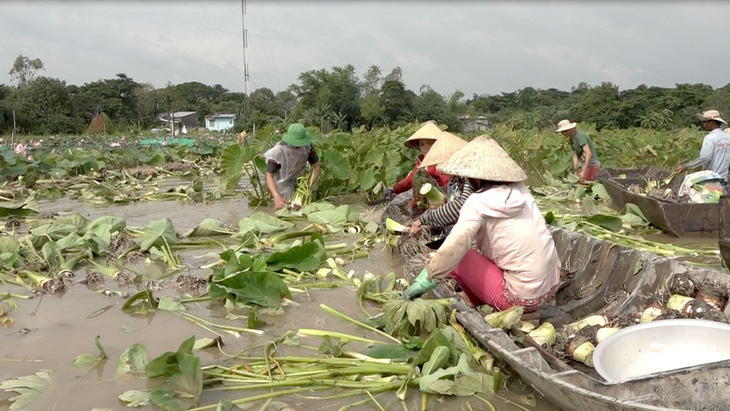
[380,67,413,126]
[569,82,622,130]
[9,55,44,87]
[12,76,79,134]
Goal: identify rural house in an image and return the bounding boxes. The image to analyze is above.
[460,115,491,133]
[158,111,198,131]
[205,113,237,132]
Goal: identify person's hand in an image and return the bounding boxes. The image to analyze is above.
[409,219,422,235]
[274,196,288,210]
[574,167,580,176]
[677,164,687,173]
[383,188,394,200]
[579,168,588,182]
[402,268,438,300]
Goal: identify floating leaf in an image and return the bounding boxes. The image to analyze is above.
[119,389,151,407]
[183,219,234,237]
[157,296,186,312]
[117,343,149,376]
[585,214,623,232]
[237,212,294,235]
[209,271,291,307]
[0,370,51,410]
[140,218,177,251]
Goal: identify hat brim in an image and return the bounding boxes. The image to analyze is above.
[282,131,312,147]
[698,114,728,125]
[404,136,437,148]
[555,122,577,133]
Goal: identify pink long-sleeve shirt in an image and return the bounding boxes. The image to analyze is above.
[427,183,560,299]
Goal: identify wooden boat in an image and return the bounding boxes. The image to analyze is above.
[434,226,730,411]
[596,167,720,237]
[720,196,730,269]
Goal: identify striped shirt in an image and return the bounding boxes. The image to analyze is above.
[420,177,473,228]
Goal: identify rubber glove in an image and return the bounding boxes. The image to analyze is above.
[402,268,438,300]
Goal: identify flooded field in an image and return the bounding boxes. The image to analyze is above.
[0,186,557,411]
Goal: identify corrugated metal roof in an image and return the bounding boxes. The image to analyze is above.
[206,113,236,119]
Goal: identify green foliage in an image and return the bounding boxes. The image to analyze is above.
[208,249,292,307]
[0,370,51,410]
[382,299,447,338]
[130,336,203,411]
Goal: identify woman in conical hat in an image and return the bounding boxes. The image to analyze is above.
[384,121,451,199]
[410,131,472,234]
[403,135,561,312]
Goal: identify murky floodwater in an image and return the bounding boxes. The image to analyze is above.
[0,181,556,411]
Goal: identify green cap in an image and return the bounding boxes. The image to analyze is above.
[282,123,312,147]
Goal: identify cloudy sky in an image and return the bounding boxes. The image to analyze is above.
[1,1,728,97]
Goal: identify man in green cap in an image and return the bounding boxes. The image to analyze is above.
[264,123,321,209]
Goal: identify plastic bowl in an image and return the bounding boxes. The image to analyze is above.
[593,319,730,383]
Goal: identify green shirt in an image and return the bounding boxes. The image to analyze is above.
[572,129,600,167]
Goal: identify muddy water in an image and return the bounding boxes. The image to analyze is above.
[0,188,556,411]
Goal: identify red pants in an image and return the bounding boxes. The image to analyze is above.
[449,250,555,312]
[584,165,601,181]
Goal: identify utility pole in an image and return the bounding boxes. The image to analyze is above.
[241,0,254,136]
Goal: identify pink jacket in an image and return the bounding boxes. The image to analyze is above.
[428,183,560,299]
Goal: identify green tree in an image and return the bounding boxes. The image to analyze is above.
[569,82,622,130]
[9,55,44,86]
[380,67,413,126]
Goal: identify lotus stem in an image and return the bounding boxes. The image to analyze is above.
[297,329,389,345]
[319,304,401,344]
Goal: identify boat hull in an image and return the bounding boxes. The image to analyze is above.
[596,167,719,237]
[435,227,730,411]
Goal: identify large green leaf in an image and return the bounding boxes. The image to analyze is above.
[220,144,256,191]
[85,216,126,244]
[322,149,351,180]
[209,271,292,307]
[418,353,494,396]
[0,196,38,218]
[0,370,51,410]
[140,218,178,251]
[183,218,235,237]
[0,236,22,270]
[145,336,202,411]
[585,214,623,232]
[265,242,322,272]
[117,343,149,376]
[237,212,294,235]
[119,390,150,407]
[360,169,376,192]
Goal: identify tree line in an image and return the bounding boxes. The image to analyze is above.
[2,54,730,136]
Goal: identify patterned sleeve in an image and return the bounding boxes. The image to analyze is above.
[420,180,473,228]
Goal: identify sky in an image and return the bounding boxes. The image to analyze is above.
[1,1,729,97]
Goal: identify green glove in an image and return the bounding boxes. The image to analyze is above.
[402,268,438,300]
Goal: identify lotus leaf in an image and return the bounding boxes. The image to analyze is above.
[0,370,51,410]
[183,218,234,237]
[117,343,149,376]
[237,212,294,235]
[265,242,322,272]
[322,149,350,180]
[140,218,177,251]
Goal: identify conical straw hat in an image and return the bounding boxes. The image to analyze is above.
[404,120,443,148]
[419,131,468,168]
[437,135,527,182]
